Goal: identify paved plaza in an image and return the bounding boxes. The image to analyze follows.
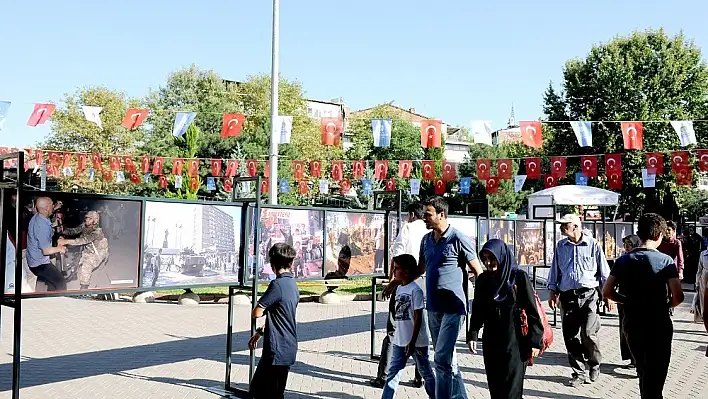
[1,290,707,399]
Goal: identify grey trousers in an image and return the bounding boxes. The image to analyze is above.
[559,287,602,377]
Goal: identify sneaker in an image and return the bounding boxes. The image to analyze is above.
[589,369,600,382]
[368,378,384,389]
[412,378,422,388]
[569,374,586,387]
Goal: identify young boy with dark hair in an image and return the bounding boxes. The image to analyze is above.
[603,213,684,398]
[248,243,299,399]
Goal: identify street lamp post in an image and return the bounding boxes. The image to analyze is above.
[268,0,280,204]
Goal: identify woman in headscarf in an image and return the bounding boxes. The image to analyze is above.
[693,240,708,325]
[467,239,544,398]
[618,235,641,369]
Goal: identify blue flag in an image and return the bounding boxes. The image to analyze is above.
[570,121,592,147]
[279,179,290,193]
[362,178,372,195]
[206,177,216,190]
[371,118,392,147]
[173,111,197,137]
[575,172,588,186]
[460,177,472,194]
[0,101,11,131]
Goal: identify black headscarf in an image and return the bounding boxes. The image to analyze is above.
[622,235,641,250]
[480,238,518,303]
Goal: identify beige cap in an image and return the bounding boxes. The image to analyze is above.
[557,214,581,227]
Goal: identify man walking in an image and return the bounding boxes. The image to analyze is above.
[603,213,684,398]
[548,214,612,387]
[419,196,483,398]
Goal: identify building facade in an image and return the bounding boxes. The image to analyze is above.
[193,205,236,254]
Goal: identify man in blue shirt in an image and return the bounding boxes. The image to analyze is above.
[248,243,299,399]
[418,196,483,399]
[26,197,67,291]
[548,214,612,387]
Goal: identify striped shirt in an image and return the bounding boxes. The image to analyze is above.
[548,235,610,293]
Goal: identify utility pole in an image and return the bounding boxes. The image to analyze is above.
[268,0,280,204]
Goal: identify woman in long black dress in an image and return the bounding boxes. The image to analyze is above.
[467,239,544,399]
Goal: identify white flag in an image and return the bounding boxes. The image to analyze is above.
[82,106,103,130]
[410,179,421,195]
[62,167,73,177]
[276,116,293,144]
[115,171,125,183]
[471,120,492,145]
[570,121,592,147]
[175,175,183,189]
[319,179,329,194]
[641,169,656,188]
[670,121,697,147]
[514,175,527,193]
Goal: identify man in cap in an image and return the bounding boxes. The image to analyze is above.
[58,210,109,290]
[548,214,613,387]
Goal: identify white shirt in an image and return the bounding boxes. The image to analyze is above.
[392,282,429,347]
[391,219,429,263]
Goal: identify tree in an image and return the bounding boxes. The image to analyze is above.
[543,29,708,217]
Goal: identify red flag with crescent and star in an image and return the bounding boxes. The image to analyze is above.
[27,103,56,127]
[605,154,621,174]
[420,120,442,148]
[102,170,113,181]
[171,158,184,175]
[260,179,269,193]
[352,160,365,179]
[298,180,308,194]
[645,152,664,175]
[123,156,136,172]
[398,160,412,178]
[109,156,121,171]
[697,150,708,172]
[374,161,388,180]
[61,153,71,168]
[422,160,435,180]
[310,160,322,177]
[223,177,233,192]
[340,179,351,194]
[293,161,305,179]
[121,108,149,130]
[608,171,623,190]
[47,151,60,167]
[477,159,491,181]
[385,178,397,192]
[77,153,87,174]
[519,121,543,149]
[485,177,499,194]
[544,175,558,188]
[187,159,199,177]
[221,113,245,137]
[670,151,689,174]
[189,176,199,191]
[225,160,238,177]
[621,122,643,150]
[434,179,446,195]
[210,159,222,176]
[152,157,165,175]
[331,161,343,181]
[676,167,692,185]
[581,156,598,177]
[263,160,270,178]
[33,149,44,164]
[130,172,141,184]
[442,161,456,181]
[246,160,258,177]
[550,157,566,178]
[320,118,343,146]
[140,156,151,174]
[91,153,102,170]
[496,159,512,180]
[158,175,168,188]
[525,157,541,179]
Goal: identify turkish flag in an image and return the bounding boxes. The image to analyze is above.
[123,156,136,172]
[697,150,708,172]
[331,161,343,181]
[109,156,121,171]
[477,159,491,181]
[246,160,258,177]
[210,159,222,176]
[646,152,664,175]
[321,118,343,146]
[223,177,233,192]
[420,120,442,148]
[91,153,102,170]
[608,171,623,190]
[605,154,621,174]
[187,159,199,177]
[442,161,456,181]
[159,175,168,188]
[46,165,59,177]
[221,113,245,137]
[225,160,238,177]
[189,176,199,190]
[676,167,692,185]
[310,160,322,177]
[550,157,566,178]
[140,156,151,173]
[581,156,598,178]
[434,179,446,195]
[544,175,557,188]
[621,122,643,150]
[261,179,269,193]
[497,159,512,180]
[519,121,543,149]
[171,158,184,175]
[152,157,165,175]
[102,170,113,181]
[525,157,541,179]
[34,150,44,164]
[77,153,87,173]
[264,161,270,178]
[121,108,149,130]
[293,161,305,179]
[398,160,412,178]
[385,178,397,191]
[298,180,308,194]
[374,161,388,179]
[485,177,499,194]
[130,172,141,184]
[422,160,435,180]
[26,103,55,127]
[48,151,60,167]
[340,179,351,195]
[352,160,365,179]
[670,151,689,174]
[61,153,71,168]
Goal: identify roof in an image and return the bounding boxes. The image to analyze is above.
[351,103,463,137]
[528,185,620,206]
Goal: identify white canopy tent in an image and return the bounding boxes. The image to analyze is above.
[527,185,620,218]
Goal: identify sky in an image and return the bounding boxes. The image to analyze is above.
[2,0,708,149]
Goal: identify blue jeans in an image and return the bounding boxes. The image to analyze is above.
[381,345,436,399]
[428,311,468,399]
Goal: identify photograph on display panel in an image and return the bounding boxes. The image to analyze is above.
[515,221,545,266]
[3,190,141,295]
[614,223,634,258]
[478,219,515,247]
[142,201,242,288]
[594,224,618,259]
[325,212,385,277]
[249,208,324,282]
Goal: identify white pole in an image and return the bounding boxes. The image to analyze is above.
[268,0,280,204]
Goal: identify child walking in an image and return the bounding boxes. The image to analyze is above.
[381,254,436,399]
